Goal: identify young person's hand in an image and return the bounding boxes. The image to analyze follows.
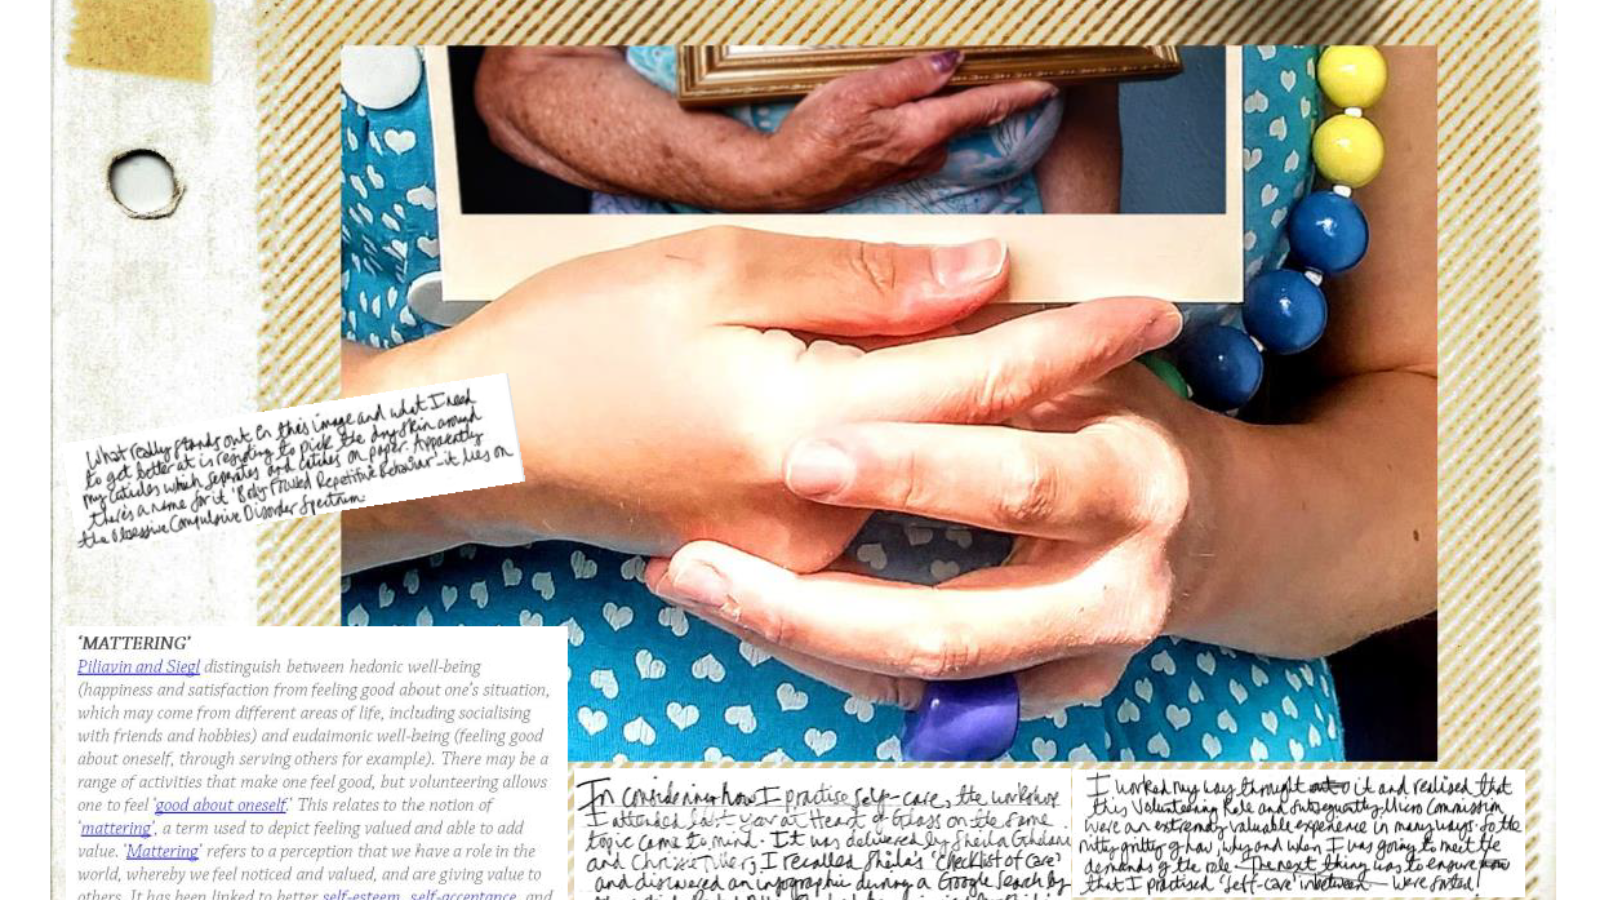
[646,352,1436,717]
[343,227,1180,574]
[643,47,1440,720]
[643,361,1217,717]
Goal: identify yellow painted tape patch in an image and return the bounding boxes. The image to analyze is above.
[67,0,213,83]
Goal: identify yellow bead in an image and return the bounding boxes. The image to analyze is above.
[1312,114,1385,187]
[1318,46,1388,109]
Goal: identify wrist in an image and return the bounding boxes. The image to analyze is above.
[344,338,481,565]
[1165,411,1263,637]
[340,334,499,558]
[716,132,816,212]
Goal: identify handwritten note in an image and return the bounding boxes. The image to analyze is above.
[65,626,567,899]
[573,767,1073,900]
[572,766,1526,900]
[1073,769,1525,897]
[65,375,523,548]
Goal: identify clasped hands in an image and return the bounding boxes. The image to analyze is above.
[365,226,1223,718]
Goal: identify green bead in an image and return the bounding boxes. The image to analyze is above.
[1139,355,1190,399]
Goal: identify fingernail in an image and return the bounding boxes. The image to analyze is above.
[668,561,728,609]
[930,49,962,74]
[1144,307,1185,349]
[932,239,1006,288]
[785,440,855,497]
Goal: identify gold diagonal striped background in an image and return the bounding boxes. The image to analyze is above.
[254,0,1544,893]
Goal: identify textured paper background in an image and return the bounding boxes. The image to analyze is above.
[250,4,1547,896]
[41,0,1544,896]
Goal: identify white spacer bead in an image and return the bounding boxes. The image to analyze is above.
[1249,334,1266,353]
[1332,184,1354,198]
[1344,107,1364,118]
[1302,269,1326,287]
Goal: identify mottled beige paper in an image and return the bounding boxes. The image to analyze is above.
[67,0,213,83]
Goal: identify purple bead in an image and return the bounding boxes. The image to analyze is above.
[1178,323,1264,411]
[1288,190,1369,275]
[901,674,1019,761]
[1243,269,1328,355]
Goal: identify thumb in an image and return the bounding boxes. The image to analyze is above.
[697,228,1010,337]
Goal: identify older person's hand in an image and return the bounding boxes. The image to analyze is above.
[343,227,1180,574]
[753,50,1059,210]
[643,361,1216,718]
[476,48,1059,213]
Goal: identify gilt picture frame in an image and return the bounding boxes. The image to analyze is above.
[676,45,1184,107]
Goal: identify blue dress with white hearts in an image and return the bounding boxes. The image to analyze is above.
[340,45,1343,763]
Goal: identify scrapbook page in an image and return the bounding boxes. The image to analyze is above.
[45,1,1560,897]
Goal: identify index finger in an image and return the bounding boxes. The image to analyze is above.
[833,49,965,108]
[842,297,1181,422]
[900,80,1060,144]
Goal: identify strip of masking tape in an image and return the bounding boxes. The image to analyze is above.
[66,0,213,83]
[62,375,524,549]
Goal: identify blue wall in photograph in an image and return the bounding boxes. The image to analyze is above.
[1119,46,1225,214]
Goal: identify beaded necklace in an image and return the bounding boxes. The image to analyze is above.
[1148,46,1389,411]
[904,46,1393,762]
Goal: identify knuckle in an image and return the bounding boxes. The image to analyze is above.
[1116,424,1191,532]
[898,623,979,681]
[676,225,751,288]
[969,356,1034,422]
[755,603,794,650]
[976,98,1008,127]
[1084,324,1133,367]
[825,75,870,105]
[815,106,855,139]
[1112,591,1169,650]
[992,446,1058,529]
[880,445,934,516]
[846,239,900,300]
[695,224,749,258]
[873,676,924,710]
[899,118,944,152]
[1146,438,1194,529]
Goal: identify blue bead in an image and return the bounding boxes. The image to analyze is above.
[1243,269,1328,355]
[1179,324,1264,411]
[1287,191,1369,275]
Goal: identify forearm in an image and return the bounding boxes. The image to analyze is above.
[1176,47,1439,657]
[1175,369,1437,658]
[1034,83,1121,214]
[475,47,775,210]
[339,341,471,574]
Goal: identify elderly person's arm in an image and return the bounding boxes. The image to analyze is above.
[475,48,1058,212]
[474,48,766,208]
